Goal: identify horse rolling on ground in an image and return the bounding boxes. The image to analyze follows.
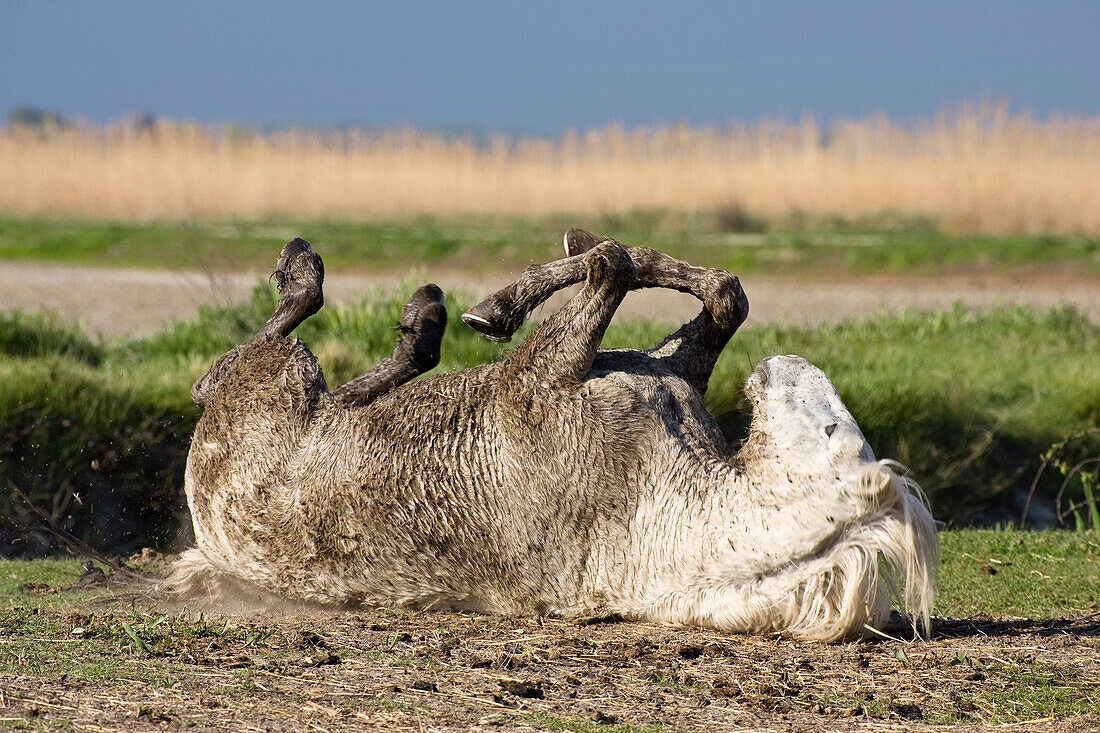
[171,231,937,642]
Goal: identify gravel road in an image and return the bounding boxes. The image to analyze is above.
[2,261,1097,338]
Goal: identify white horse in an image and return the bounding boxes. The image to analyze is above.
[170,231,937,641]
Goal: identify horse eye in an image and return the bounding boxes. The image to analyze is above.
[824,423,838,437]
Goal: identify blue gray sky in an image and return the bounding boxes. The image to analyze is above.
[2,1,1097,133]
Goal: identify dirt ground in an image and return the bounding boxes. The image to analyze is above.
[1,601,1098,732]
[2,261,1099,338]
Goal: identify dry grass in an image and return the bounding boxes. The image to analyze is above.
[2,102,1099,235]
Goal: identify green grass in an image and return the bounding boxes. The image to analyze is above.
[937,530,1100,617]
[0,560,287,684]
[1,215,1097,275]
[1,283,1098,553]
[526,713,666,733]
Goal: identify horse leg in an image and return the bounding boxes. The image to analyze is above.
[627,247,748,395]
[331,284,447,406]
[191,238,324,406]
[502,240,636,389]
[463,229,748,394]
[571,232,748,393]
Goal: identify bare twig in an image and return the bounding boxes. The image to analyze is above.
[1055,456,1100,525]
[5,478,154,579]
[1020,427,1100,529]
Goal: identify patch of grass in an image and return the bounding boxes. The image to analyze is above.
[1,216,1097,276]
[0,605,125,681]
[974,663,1099,724]
[811,620,1100,725]
[0,311,101,365]
[651,673,707,696]
[0,719,75,732]
[206,677,263,699]
[0,558,85,596]
[936,529,1100,618]
[882,644,1100,725]
[526,713,666,733]
[0,597,301,696]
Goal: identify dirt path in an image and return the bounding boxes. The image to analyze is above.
[1,604,1097,732]
[2,261,1098,338]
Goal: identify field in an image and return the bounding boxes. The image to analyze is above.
[2,217,1099,277]
[1,248,1098,731]
[0,530,1097,731]
[3,105,1100,235]
[2,109,1099,730]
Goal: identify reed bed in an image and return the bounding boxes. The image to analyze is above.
[2,103,1098,234]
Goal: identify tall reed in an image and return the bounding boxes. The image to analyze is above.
[2,102,1097,234]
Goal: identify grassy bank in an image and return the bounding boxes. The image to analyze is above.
[2,216,1098,276]
[1,286,1098,554]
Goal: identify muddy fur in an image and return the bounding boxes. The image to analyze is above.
[170,233,937,642]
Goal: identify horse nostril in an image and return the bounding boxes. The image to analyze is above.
[824,423,838,437]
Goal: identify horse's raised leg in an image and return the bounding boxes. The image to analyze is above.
[255,238,325,341]
[191,238,325,406]
[331,284,447,406]
[463,229,748,393]
[502,240,636,389]
[460,253,588,343]
[629,249,748,395]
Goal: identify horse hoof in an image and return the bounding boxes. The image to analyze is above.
[461,301,512,342]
